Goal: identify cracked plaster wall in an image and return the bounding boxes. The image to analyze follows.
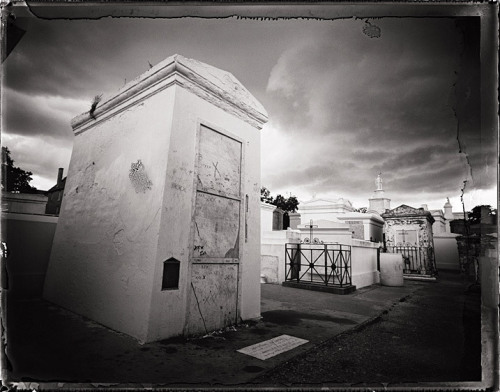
[146,86,262,341]
[384,218,435,249]
[43,87,175,342]
[44,57,264,343]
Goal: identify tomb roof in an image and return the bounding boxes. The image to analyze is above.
[430,209,444,217]
[300,197,353,207]
[71,54,268,131]
[382,204,435,223]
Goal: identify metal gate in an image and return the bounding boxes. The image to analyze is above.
[385,246,437,276]
[285,243,352,287]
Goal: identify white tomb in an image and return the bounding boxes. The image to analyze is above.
[43,54,268,343]
[299,197,355,218]
[298,197,384,242]
[297,218,352,244]
[431,198,461,270]
[261,202,276,232]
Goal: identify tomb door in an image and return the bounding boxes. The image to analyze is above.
[186,125,243,336]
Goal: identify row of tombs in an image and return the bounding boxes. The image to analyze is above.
[260,191,463,290]
[4,55,466,345]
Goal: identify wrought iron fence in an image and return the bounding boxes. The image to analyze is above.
[285,243,352,287]
[385,246,437,276]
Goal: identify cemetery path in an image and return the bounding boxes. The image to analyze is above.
[250,271,482,387]
[5,271,480,388]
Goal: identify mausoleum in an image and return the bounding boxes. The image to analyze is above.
[297,197,384,242]
[43,54,268,343]
[382,204,437,278]
[299,197,354,218]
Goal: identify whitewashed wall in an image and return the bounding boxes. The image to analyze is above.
[150,86,263,339]
[2,193,48,215]
[260,232,380,289]
[261,229,300,284]
[350,239,381,288]
[261,202,275,232]
[2,212,58,299]
[44,55,267,343]
[297,220,352,244]
[434,233,460,271]
[44,86,176,342]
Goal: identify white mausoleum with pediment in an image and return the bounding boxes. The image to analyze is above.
[297,197,384,243]
[44,54,267,343]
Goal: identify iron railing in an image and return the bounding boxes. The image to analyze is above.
[285,243,352,287]
[385,246,437,276]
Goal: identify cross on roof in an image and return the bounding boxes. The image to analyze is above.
[304,219,318,242]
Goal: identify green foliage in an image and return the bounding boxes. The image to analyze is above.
[1,147,37,193]
[261,186,299,212]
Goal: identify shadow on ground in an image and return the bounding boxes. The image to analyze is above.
[4,271,480,387]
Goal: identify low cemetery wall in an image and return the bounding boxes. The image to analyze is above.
[433,233,460,271]
[261,233,381,289]
[261,245,283,284]
[350,239,381,288]
[2,212,58,299]
[261,229,300,284]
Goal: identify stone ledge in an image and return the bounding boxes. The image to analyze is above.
[72,54,268,133]
[403,274,438,282]
[282,281,356,295]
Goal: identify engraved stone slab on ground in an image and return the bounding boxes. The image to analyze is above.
[237,334,309,360]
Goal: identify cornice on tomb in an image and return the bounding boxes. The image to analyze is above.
[71,54,268,135]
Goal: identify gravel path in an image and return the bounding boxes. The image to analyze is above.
[250,274,481,387]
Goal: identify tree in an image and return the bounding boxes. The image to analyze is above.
[261,187,299,213]
[354,207,368,213]
[275,194,299,213]
[260,186,274,204]
[1,147,37,193]
[467,205,497,225]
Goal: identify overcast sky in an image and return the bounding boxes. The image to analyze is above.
[2,14,496,212]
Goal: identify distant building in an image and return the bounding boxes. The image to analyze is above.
[45,168,66,215]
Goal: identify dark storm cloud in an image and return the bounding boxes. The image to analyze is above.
[3,88,79,141]
[263,17,490,207]
[389,165,469,195]
[265,159,373,198]
[4,19,114,98]
[4,15,492,206]
[5,17,323,103]
[379,145,457,172]
[267,18,460,147]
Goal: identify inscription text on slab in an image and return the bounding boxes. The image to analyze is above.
[237,335,309,360]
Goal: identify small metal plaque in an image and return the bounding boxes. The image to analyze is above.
[237,335,308,360]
